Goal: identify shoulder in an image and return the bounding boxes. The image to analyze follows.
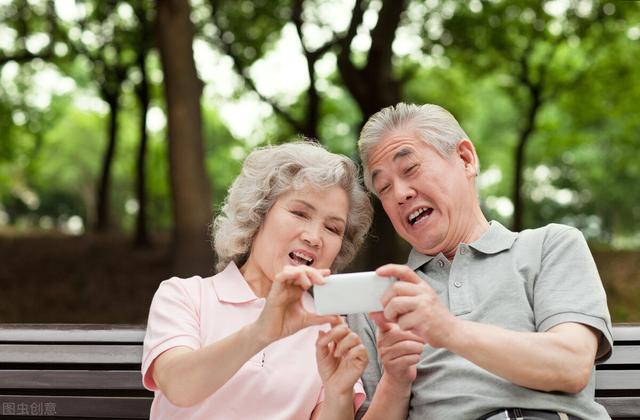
[517,223,585,248]
[152,275,212,307]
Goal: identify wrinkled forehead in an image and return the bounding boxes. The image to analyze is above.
[366,132,423,180]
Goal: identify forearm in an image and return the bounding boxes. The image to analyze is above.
[448,320,598,393]
[154,322,269,407]
[315,391,355,420]
[362,374,411,420]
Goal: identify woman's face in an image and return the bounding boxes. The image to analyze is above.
[247,185,349,281]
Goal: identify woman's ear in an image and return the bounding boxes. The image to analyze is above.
[456,139,478,178]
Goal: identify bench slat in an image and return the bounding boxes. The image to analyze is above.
[0,395,151,418]
[601,346,640,365]
[0,324,145,343]
[0,344,142,364]
[0,370,145,390]
[612,325,640,343]
[596,370,640,390]
[596,397,640,418]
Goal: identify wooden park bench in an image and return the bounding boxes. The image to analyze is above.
[0,323,639,418]
[0,324,152,418]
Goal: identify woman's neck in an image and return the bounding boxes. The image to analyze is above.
[239,258,272,298]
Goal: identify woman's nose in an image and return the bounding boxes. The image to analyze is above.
[301,226,322,248]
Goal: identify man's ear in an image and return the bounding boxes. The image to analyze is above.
[456,139,478,178]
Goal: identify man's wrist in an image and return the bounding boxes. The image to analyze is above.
[378,372,413,399]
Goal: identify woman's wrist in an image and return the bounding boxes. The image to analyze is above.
[323,388,354,407]
[243,321,273,350]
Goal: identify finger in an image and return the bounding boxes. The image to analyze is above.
[383,296,417,323]
[376,264,422,285]
[377,327,425,348]
[396,310,430,335]
[379,339,425,361]
[381,281,425,307]
[317,323,351,348]
[276,266,312,289]
[343,342,369,364]
[316,331,331,359]
[386,353,421,367]
[333,331,362,358]
[305,267,329,286]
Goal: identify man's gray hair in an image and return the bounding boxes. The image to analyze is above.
[212,140,373,273]
[358,103,478,193]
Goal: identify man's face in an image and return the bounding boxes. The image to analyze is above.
[367,129,477,256]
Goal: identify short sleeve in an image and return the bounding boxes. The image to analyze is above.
[141,277,203,390]
[347,313,382,419]
[533,226,613,363]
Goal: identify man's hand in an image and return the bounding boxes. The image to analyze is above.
[370,312,424,386]
[377,264,458,348]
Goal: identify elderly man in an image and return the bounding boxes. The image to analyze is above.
[349,103,612,420]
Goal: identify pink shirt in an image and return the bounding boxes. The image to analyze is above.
[142,262,365,419]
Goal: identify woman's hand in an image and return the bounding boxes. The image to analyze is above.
[316,318,369,397]
[255,265,338,345]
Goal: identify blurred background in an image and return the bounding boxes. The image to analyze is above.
[0,0,638,324]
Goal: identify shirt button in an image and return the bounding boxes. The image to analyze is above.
[437,260,445,268]
[460,247,466,255]
[454,281,462,288]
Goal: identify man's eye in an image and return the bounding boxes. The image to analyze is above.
[404,164,418,174]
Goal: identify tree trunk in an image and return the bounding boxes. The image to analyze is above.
[338,0,408,268]
[303,54,319,140]
[95,92,119,232]
[512,86,541,232]
[156,0,214,276]
[134,48,150,247]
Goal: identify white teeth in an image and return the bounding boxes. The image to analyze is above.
[408,207,428,224]
[292,251,313,263]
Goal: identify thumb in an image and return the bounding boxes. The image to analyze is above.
[370,311,393,332]
[305,313,340,328]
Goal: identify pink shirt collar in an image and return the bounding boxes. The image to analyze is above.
[212,261,260,304]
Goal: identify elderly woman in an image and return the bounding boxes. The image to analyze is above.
[142,141,374,419]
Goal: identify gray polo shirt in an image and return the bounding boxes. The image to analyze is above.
[348,221,613,420]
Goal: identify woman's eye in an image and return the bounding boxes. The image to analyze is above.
[291,210,308,218]
[378,184,390,194]
[326,225,342,235]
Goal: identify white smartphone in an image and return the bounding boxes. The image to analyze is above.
[313,271,395,315]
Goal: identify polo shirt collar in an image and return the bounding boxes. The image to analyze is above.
[468,220,517,255]
[212,261,260,303]
[406,220,517,269]
[406,248,436,270]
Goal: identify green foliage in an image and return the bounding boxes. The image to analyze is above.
[1,0,639,251]
[202,105,244,210]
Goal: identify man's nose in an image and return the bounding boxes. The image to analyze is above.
[395,181,416,204]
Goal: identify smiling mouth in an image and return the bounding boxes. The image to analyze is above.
[289,251,314,266]
[408,207,434,225]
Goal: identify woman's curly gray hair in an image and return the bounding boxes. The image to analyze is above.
[212,141,373,273]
